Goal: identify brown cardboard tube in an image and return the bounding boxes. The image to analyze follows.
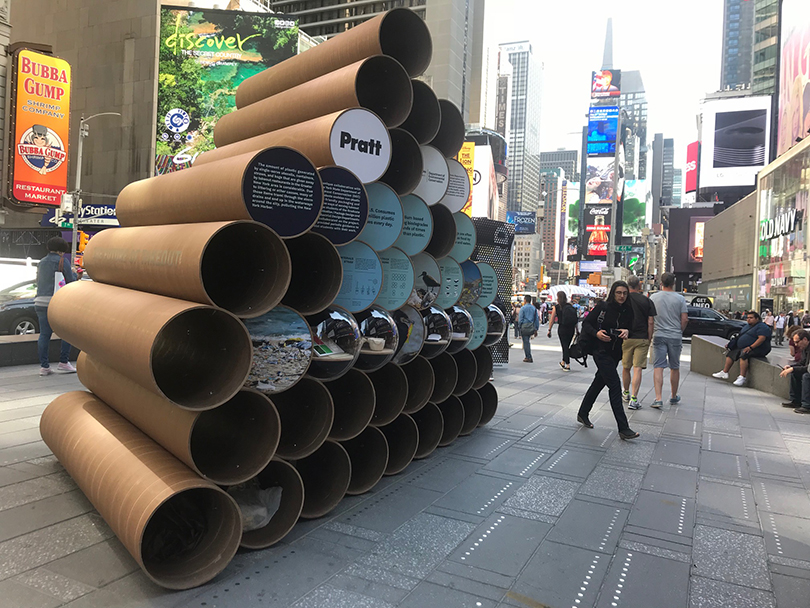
[411,402,443,459]
[216,56,412,147]
[77,353,279,486]
[40,391,242,590]
[49,282,251,410]
[272,378,334,460]
[476,383,498,426]
[459,389,483,436]
[424,203,456,259]
[326,369,376,441]
[235,8,432,108]
[305,305,362,382]
[430,100,466,158]
[399,80,441,144]
[294,440,351,518]
[379,413,418,475]
[341,426,389,495]
[239,459,304,550]
[368,362,408,426]
[471,346,493,390]
[117,147,322,234]
[428,352,458,404]
[83,221,291,318]
[436,396,465,447]
[452,349,478,396]
[281,232,344,315]
[401,355,435,414]
[379,128,423,195]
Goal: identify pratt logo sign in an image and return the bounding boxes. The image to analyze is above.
[760,209,798,241]
[329,109,391,183]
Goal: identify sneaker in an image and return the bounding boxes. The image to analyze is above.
[628,397,641,410]
[523,358,533,363]
[577,415,594,428]
[732,375,747,387]
[39,367,52,376]
[622,390,631,403]
[782,401,801,408]
[619,428,640,440]
[489,374,495,381]
[562,365,571,372]
[650,400,663,409]
[712,371,729,380]
[794,407,810,415]
[56,362,77,373]
[670,395,681,405]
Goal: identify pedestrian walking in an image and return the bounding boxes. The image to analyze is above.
[513,303,521,338]
[518,294,539,363]
[712,311,772,387]
[575,281,639,440]
[35,237,78,376]
[547,291,579,371]
[764,310,775,330]
[802,310,810,328]
[649,272,688,407]
[774,312,786,346]
[621,275,656,409]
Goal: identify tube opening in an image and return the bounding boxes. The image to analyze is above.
[400,81,441,144]
[282,233,343,315]
[356,56,414,128]
[402,356,435,414]
[412,402,443,459]
[459,390,483,435]
[429,353,458,404]
[430,100,465,158]
[273,379,334,459]
[296,441,351,519]
[425,204,456,259]
[477,383,498,427]
[342,426,389,495]
[452,349,477,396]
[380,129,423,196]
[437,396,464,447]
[240,459,305,549]
[378,9,433,77]
[380,414,418,475]
[327,369,376,441]
[368,363,408,426]
[471,346,493,390]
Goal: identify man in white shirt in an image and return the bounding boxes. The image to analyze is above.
[774,312,786,346]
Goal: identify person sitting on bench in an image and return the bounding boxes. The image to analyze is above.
[779,329,810,414]
[712,310,772,387]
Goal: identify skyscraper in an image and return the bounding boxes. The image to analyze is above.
[500,41,543,213]
[619,71,648,180]
[540,150,578,181]
[662,138,675,206]
[672,169,683,207]
[540,169,565,265]
[752,0,779,95]
[721,0,755,90]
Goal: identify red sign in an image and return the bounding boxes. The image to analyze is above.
[685,141,699,193]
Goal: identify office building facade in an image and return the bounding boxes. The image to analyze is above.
[752,0,779,95]
[672,169,683,207]
[721,0,755,90]
[619,71,648,181]
[539,169,564,266]
[540,150,578,182]
[662,138,675,206]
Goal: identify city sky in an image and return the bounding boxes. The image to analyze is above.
[483,0,725,178]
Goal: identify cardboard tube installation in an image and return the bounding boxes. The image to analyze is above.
[49,282,252,410]
[379,413,418,475]
[411,402,443,459]
[272,378,335,460]
[281,231,344,315]
[295,440,352,519]
[428,352,458,404]
[341,425,389,495]
[239,459,304,550]
[399,80,441,145]
[379,128,423,195]
[326,369,376,441]
[78,353,279,486]
[40,391,242,590]
[425,203,457,259]
[458,389,483,436]
[216,56,413,147]
[452,348,478,396]
[437,395,465,446]
[477,382,499,426]
[83,221,291,318]
[429,99,466,158]
[401,355,435,414]
[368,362,408,426]
[235,8,432,108]
[471,346,494,390]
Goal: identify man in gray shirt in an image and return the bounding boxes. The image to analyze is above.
[649,273,688,408]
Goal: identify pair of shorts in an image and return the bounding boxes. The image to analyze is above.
[622,338,650,369]
[727,347,769,362]
[653,337,682,370]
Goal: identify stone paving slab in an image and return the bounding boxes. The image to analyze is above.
[595,548,691,608]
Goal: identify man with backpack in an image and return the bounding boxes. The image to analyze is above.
[518,294,539,363]
[621,275,656,409]
[547,291,579,371]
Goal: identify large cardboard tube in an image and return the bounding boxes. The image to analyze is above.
[306,305,362,381]
[379,128,423,195]
[411,402,443,459]
[40,392,242,590]
[429,100,466,158]
[477,382,499,427]
[452,348,478,396]
[295,440,352,519]
[49,282,251,410]
[326,369,376,441]
[118,147,323,235]
[379,413,418,475]
[436,395,465,447]
[368,362,408,426]
[401,355,435,414]
[216,56,412,147]
[424,203,456,259]
[236,8,432,108]
[281,232,344,315]
[272,378,334,460]
[239,459,304,550]
[459,389,483,436]
[399,80,441,144]
[471,346,494,390]
[428,352,458,404]
[341,426,389,495]
[83,221,291,318]
[78,353,279,486]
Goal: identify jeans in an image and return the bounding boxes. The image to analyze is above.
[774,327,784,345]
[578,350,631,432]
[789,371,810,407]
[559,327,575,365]
[522,333,533,360]
[35,306,71,368]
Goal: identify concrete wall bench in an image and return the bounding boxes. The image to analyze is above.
[0,334,79,367]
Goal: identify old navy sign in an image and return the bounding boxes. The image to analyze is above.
[760,209,798,241]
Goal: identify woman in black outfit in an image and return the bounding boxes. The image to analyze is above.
[547,291,577,371]
[576,281,640,440]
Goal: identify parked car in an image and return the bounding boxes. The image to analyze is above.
[683,306,745,341]
[0,280,38,335]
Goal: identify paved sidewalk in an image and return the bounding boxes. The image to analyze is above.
[1,338,810,607]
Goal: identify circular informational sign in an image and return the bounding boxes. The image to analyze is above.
[448,212,477,262]
[394,194,433,256]
[445,305,473,354]
[392,305,426,365]
[421,306,452,359]
[307,306,362,381]
[459,260,482,306]
[466,304,488,351]
[412,145,449,205]
[376,247,416,311]
[329,108,392,183]
[434,256,463,309]
[439,159,471,213]
[165,108,190,134]
[333,241,383,313]
[691,296,713,309]
[243,305,313,394]
[476,262,498,307]
[355,306,400,372]
[484,304,507,346]
[312,167,369,245]
[358,182,404,251]
[242,147,323,238]
[407,252,441,311]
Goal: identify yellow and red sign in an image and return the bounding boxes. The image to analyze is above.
[8,49,71,206]
[457,142,475,216]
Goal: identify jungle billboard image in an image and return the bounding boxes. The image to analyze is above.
[156,6,298,175]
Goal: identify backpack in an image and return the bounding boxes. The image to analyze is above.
[569,309,605,367]
[562,304,578,328]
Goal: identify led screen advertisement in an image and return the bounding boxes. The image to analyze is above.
[778,0,810,156]
[506,210,536,235]
[587,106,619,156]
[689,216,711,263]
[700,96,771,189]
[591,69,621,98]
[685,141,699,193]
[156,6,298,175]
[585,204,612,258]
[622,180,650,237]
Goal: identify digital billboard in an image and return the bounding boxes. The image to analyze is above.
[689,216,711,263]
[685,141,699,193]
[156,7,298,175]
[622,180,650,237]
[506,210,536,234]
[584,157,618,205]
[587,106,619,156]
[778,1,810,156]
[591,69,621,98]
[585,204,612,258]
[700,96,771,188]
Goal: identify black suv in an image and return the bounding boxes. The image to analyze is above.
[684,306,746,340]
